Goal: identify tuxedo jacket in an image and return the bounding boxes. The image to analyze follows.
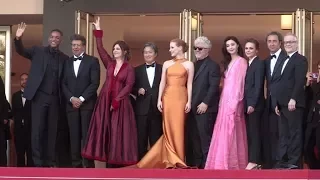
[265,49,288,109]
[133,63,162,115]
[191,56,221,113]
[11,90,32,136]
[14,38,69,100]
[276,52,308,108]
[244,57,265,111]
[0,77,7,128]
[62,54,100,112]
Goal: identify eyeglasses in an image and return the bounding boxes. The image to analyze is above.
[194,47,207,51]
[283,41,297,45]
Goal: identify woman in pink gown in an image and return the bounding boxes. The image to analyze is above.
[205,36,248,170]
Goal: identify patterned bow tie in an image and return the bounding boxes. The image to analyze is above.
[74,56,82,61]
[146,63,155,68]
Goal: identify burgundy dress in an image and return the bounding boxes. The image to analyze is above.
[81,30,138,165]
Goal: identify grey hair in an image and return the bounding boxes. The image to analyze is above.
[284,32,298,40]
[194,36,212,49]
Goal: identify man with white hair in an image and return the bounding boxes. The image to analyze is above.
[274,33,308,169]
[185,36,221,168]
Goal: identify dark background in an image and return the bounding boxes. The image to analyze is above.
[43,0,319,54]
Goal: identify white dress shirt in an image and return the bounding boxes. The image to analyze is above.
[71,52,85,102]
[281,51,297,74]
[21,89,26,106]
[73,52,84,77]
[270,48,282,75]
[146,62,156,87]
[248,56,257,66]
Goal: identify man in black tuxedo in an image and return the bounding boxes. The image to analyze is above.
[14,22,69,167]
[186,36,221,168]
[62,34,100,168]
[244,39,265,169]
[0,76,8,166]
[274,33,308,169]
[133,42,162,159]
[262,31,288,169]
[12,73,33,167]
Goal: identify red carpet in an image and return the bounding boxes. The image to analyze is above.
[0,168,319,179]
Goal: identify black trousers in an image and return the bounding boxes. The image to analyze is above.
[277,107,304,166]
[15,132,33,167]
[136,107,162,160]
[261,110,280,169]
[305,124,320,169]
[31,91,59,167]
[245,110,262,164]
[0,127,6,166]
[67,109,94,167]
[186,111,217,168]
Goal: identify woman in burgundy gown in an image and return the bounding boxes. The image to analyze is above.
[82,16,138,168]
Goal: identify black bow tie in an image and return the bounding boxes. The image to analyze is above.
[146,63,155,68]
[74,56,83,61]
[270,54,276,59]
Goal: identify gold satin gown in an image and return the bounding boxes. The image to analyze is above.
[137,58,188,168]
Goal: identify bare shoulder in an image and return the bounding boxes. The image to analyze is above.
[181,60,193,66]
[163,59,174,67]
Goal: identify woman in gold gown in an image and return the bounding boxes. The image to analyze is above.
[131,39,194,169]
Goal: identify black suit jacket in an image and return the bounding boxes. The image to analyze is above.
[265,49,288,109]
[244,57,265,111]
[276,52,308,108]
[133,63,162,115]
[11,90,32,136]
[62,54,100,112]
[0,77,8,128]
[14,38,69,100]
[192,56,221,113]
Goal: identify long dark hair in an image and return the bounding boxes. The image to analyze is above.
[222,36,244,72]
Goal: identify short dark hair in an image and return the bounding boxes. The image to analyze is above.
[245,38,260,50]
[20,73,28,77]
[143,42,158,54]
[266,31,283,42]
[113,40,131,61]
[70,34,86,46]
[50,29,63,36]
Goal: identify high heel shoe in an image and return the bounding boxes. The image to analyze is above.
[250,164,262,170]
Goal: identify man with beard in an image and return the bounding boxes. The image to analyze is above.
[263,31,287,169]
[14,22,69,167]
[186,36,221,168]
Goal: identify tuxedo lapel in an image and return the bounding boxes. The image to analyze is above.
[58,53,64,78]
[248,57,259,72]
[43,47,49,72]
[271,50,287,80]
[69,57,77,78]
[76,54,87,77]
[194,58,208,81]
[266,58,272,80]
[282,52,297,75]
[18,91,24,108]
[141,65,151,88]
[152,64,161,88]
